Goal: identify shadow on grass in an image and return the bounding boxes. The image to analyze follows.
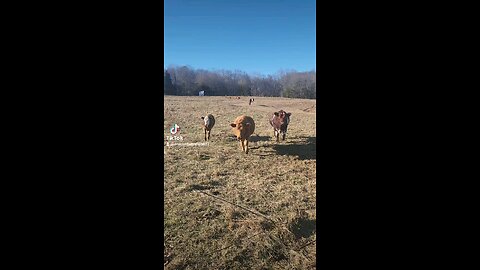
[186,184,211,191]
[185,180,224,192]
[289,217,316,239]
[272,136,316,160]
[249,135,272,142]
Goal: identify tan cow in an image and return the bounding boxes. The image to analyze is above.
[230,115,255,154]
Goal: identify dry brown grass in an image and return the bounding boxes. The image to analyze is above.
[164,96,316,269]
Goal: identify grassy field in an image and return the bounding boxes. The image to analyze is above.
[164,96,316,269]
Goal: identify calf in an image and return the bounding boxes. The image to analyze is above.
[269,110,292,142]
[230,115,255,154]
[200,114,215,141]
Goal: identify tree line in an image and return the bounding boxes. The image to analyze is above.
[164,65,316,99]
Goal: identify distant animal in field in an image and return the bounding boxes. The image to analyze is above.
[269,110,291,142]
[249,98,255,105]
[201,114,215,141]
[230,115,255,154]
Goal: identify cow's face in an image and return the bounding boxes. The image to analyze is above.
[273,111,291,125]
[230,122,251,140]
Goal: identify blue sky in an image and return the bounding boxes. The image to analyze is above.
[164,0,316,76]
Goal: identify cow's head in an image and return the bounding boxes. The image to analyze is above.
[274,111,292,124]
[230,122,252,140]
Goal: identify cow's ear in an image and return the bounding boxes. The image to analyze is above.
[274,112,279,117]
[201,116,204,120]
[230,123,236,127]
[287,113,291,117]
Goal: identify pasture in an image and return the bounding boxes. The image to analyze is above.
[164,96,317,269]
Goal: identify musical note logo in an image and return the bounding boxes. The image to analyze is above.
[170,123,180,135]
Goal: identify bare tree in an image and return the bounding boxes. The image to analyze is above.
[163,66,315,99]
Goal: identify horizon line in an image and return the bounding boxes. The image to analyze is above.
[163,64,316,76]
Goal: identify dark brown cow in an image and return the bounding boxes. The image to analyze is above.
[200,114,215,141]
[230,115,255,154]
[269,110,291,142]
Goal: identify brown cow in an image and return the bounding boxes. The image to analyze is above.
[269,110,291,142]
[230,115,255,154]
[200,114,215,141]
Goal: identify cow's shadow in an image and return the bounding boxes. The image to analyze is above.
[271,136,316,160]
[249,135,272,142]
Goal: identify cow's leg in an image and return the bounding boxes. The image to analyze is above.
[207,130,211,141]
[204,129,207,141]
[282,132,286,141]
[276,130,280,142]
[245,139,249,154]
[240,139,245,152]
